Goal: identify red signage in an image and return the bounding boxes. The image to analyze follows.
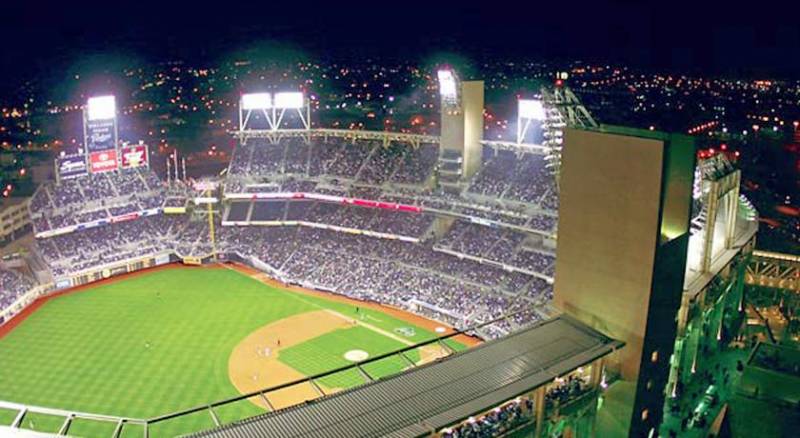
[111,212,138,223]
[121,144,148,169]
[89,150,118,173]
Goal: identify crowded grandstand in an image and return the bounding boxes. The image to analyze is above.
[5,130,560,340]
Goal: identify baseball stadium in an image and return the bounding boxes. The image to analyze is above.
[0,68,760,438]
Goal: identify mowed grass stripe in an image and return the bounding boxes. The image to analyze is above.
[0,268,304,434]
[0,407,18,426]
[278,326,421,389]
[0,266,467,437]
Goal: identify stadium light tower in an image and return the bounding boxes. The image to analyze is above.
[239,92,272,131]
[273,91,308,130]
[86,95,117,121]
[437,68,483,181]
[83,95,120,174]
[437,69,460,111]
[516,99,546,144]
[238,91,310,132]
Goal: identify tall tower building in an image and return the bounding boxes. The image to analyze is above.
[437,69,484,190]
[554,126,696,437]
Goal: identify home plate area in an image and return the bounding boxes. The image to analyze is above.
[343,350,370,362]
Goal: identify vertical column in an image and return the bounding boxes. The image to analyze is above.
[701,183,720,272]
[585,360,604,438]
[724,171,741,249]
[461,81,484,179]
[590,359,603,388]
[667,293,691,398]
[440,105,464,154]
[534,386,546,438]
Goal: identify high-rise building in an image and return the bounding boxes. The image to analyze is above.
[554,126,696,437]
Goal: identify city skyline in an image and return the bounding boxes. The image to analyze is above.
[3,0,800,92]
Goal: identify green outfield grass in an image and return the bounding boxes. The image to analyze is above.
[0,266,465,437]
[280,326,467,389]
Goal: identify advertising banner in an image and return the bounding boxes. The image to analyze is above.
[55,279,73,290]
[110,212,138,223]
[110,265,129,276]
[56,156,87,179]
[85,118,117,152]
[154,254,171,266]
[120,144,149,169]
[163,207,187,214]
[88,150,118,173]
[182,256,202,265]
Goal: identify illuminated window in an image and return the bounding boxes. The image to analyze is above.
[651,350,659,363]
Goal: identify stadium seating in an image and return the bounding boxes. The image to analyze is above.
[0,268,36,318]
[29,168,167,234]
[37,215,182,277]
[15,135,562,340]
[224,137,557,235]
[441,397,533,438]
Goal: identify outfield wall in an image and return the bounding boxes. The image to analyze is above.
[56,251,174,289]
[1,246,480,345]
[1,247,480,344]
[0,251,175,328]
[0,283,53,326]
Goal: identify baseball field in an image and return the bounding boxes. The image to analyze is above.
[0,264,475,437]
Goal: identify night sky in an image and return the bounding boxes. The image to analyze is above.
[3,1,800,91]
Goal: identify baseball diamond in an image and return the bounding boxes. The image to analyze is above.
[0,264,471,437]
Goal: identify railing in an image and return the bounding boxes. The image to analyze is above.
[232,128,438,147]
[0,309,530,438]
[0,400,148,438]
[746,250,800,290]
[230,127,549,152]
[432,245,555,284]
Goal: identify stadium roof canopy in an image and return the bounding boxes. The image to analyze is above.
[190,315,623,438]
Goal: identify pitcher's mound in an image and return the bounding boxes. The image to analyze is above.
[344,349,369,362]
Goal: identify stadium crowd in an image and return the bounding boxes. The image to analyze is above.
[544,375,592,410]
[37,215,181,277]
[29,168,167,234]
[221,220,553,337]
[437,372,592,437]
[226,137,437,190]
[12,135,563,340]
[441,397,534,438]
[224,137,558,234]
[227,200,434,239]
[29,209,552,339]
[0,268,35,322]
